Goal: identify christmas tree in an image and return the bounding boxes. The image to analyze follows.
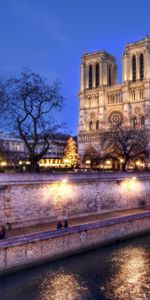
[64,137,80,167]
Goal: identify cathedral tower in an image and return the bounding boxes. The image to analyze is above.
[123,35,150,82]
[78,37,150,164]
[80,51,118,92]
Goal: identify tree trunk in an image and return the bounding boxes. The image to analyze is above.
[122,163,126,172]
[122,160,128,172]
[29,159,40,173]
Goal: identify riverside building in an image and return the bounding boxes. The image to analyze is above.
[0,132,69,169]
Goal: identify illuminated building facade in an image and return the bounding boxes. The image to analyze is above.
[78,36,150,167]
[0,132,70,169]
[38,135,70,168]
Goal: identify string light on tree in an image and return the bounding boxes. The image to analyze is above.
[63,137,80,168]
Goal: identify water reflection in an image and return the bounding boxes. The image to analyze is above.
[0,235,150,300]
[39,270,88,300]
[101,246,150,300]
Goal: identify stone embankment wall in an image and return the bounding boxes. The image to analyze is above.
[0,211,150,275]
[0,172,150,228]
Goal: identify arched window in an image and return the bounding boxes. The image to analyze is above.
[139,89,143,99]
[141,116,145,125]
[140,53,144,81]
[132,90,135,100]
[133,116,137,127]
[89,121,93,131]
[132,55,136,82]
[108,65,111,86]
[95,63,99,88]
[96,120,99,130]
[89,65,93,89]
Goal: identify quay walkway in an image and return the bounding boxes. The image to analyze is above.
[3,207,150,240]
[0,207,150,275]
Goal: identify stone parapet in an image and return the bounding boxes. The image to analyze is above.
[0,172,150,185]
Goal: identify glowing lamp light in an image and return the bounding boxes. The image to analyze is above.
[62,178,68,183]
[106,160,111,164]
[132,176,136,181]
[85,160,91,164]
[1,161,7,166]
[63,159,70,164]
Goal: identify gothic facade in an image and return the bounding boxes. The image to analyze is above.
[78,36,150,162]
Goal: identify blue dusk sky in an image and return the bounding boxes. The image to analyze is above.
[0,0,150,135]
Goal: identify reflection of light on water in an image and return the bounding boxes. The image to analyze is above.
[39,270,88,300]
[100,247,149,300]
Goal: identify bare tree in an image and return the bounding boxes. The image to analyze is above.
[0,79,7,114]
[6,69,64,172]
[101,122,149,171]
[83,146,101,167]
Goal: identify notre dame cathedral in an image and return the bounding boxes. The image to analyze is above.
[78,36,150,164]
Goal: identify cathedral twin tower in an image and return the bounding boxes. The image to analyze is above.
[78,36,150,159]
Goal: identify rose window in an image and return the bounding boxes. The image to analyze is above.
[109,112,123,125]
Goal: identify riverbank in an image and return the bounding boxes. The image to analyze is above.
[0,208,150,276]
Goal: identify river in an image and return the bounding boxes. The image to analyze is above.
[0,234,150,300]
